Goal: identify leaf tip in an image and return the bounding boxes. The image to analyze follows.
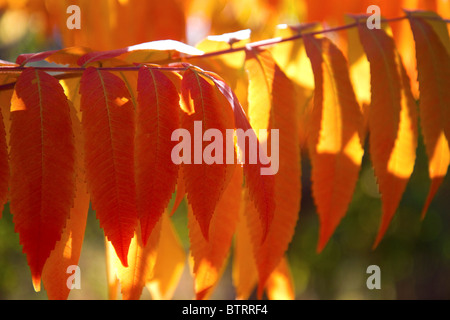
[372,233,383,250]
[420,177,445,221]
[32,273,41,292]
[196,287,212,300]
[316,222,338,253]
[200,222,210,242]
[113,242,130,268]
[316,238,327,254]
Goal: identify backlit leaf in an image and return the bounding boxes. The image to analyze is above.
[188,166,242,300]
[232,193,258,300]
[15,49,59,66]
[136,66,180,245]
[110,220,161,300]
[206,73,276,242]
[0,74,16,218]
[271,24,317,150]
[245,49,301,296]
[60,77,82,118]
[46,0,189,52]
[9,67,75,291]
[0,90,9,217]
[407,12,450,218]
[41,102,89,300]
[303,35,364,252]
[15,46,92,67]
[179,68,235,240]
[265,256,295,300]
[80,67,137,266]
[146,212,186,300]
[358,24,418,248]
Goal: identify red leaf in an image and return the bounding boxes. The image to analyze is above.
[15,49,59,66]
[41,102,89,300]
[179,68,235,240]
[9,68,75,290]
[80,67,137,266]
[16,47,92,67]
[136,66,180,245]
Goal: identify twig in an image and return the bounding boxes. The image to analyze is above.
[0,14,448,92]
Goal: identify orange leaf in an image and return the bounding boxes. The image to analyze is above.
[0,81,13,220]
[244,49,301,297]
[108,220,162,300]
[232,190,258,300]
[146,212,186,300]
[271,24,317,151]
[188,165,242,300]
[407,13,450,218]
[80,67,137,266]
[179,68,235,240]
[9,68,75,291]
[271,23,317,90]
[303,35,364,252]
[206,73,276,243]
[41,102,89,300]
[358,24,418,248]
[136,66,180,245]
[46,47,93,67]
[265,256,295,300]
[346,14,373,118]
[0,74,15,219]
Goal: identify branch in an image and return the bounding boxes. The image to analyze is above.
[0,13,448,92]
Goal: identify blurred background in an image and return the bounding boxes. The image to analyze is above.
[0,0,449,300]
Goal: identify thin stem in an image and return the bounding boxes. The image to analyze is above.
[185,15,411,59]
[0,13,448,92]
[0,65,187,73]
[0,66,188,91]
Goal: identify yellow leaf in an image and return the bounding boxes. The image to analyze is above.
[358,23,418,248]
[146,212,186,300]
[232,189,257,300]
[107,220,161,300]
[304,34,364,252]
[245,49,301,296]
[265,256,295,300]
[188,166,242,300]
